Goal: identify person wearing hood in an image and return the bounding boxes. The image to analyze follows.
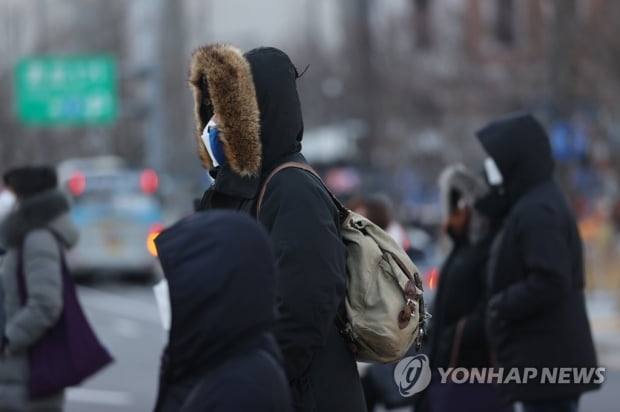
[477,113,599,411]
[418,164,510,412]
[187,45,365,411]
[153,211,292,412]
[0,166,79,411]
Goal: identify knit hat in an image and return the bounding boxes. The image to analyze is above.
[3,166,58,198]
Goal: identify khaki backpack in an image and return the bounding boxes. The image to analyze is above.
[257,162,429,363]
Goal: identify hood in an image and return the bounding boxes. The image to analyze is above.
[189,44,262,176]
[476,112,554,205]
[0,189,79,248]
[155,210,277,381]
[189,45,303,178]
[244,47,304,173]
[438,164,489,244]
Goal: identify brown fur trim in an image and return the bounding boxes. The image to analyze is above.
[188,44,261,176]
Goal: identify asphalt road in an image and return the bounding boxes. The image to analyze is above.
[68,280,620,412]
[67,281,166,412]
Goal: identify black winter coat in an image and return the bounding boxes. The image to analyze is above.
[192,47,365,412]
[429,234,495,370]
[478,113,599,402]
[153,211,292,412]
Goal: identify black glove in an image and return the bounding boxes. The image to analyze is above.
[487,294,507,330]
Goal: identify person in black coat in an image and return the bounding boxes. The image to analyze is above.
[477,112,600,411]
[430,165,493,371]
[415,165,510,412]
[153,210,292,412]
[187,44,365,411]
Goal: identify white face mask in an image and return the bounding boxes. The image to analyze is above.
[201,120,219,168]
[153,278,171,331]
[0,190,17,220]
[484,157,504,187]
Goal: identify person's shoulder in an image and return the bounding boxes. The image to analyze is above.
[259,165,339,225]
[512,195,563,235]
[266,167,331,206]
[195,352,289,407]
[511,181,554,211]
[269,166,323,190]
[23,229,57,253]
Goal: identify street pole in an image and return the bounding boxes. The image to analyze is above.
[141,0,166,172]
[347,0,375,165]
[37,0,48,53]
[549,0,578,202]
[159,0,187,174]
[549,0,577,122]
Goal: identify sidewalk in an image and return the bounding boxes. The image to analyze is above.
[587,291,620,371]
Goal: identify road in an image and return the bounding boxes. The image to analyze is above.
[68,281,620,412]
[67,281,166,412]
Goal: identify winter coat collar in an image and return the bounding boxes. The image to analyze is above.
[203,152,308,205]
[0,190,78,248]
[210,165,260,200]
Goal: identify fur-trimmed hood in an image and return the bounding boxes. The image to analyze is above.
[189,44,261,176]
[189,45,303,178]
[438,164,489,244]
[0,190,79,248]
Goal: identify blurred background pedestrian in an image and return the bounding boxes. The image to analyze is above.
[347,194,410,249]
[479,113,600,412]
[418,164,510,412]
[0,166,79,411]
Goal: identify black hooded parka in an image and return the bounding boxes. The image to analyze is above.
[192,46,365,412]
[478,113,599,402]
[153,211,292,412]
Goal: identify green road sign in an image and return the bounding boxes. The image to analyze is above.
[15,55,117,125]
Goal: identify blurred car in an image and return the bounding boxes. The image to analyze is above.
[60,163,165,279]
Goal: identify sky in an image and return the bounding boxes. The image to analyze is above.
[186,0,344,53]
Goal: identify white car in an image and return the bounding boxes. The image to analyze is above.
[59,162,165,279]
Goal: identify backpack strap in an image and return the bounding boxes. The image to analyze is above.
[256,162,355,352]
[256,161,349,222]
